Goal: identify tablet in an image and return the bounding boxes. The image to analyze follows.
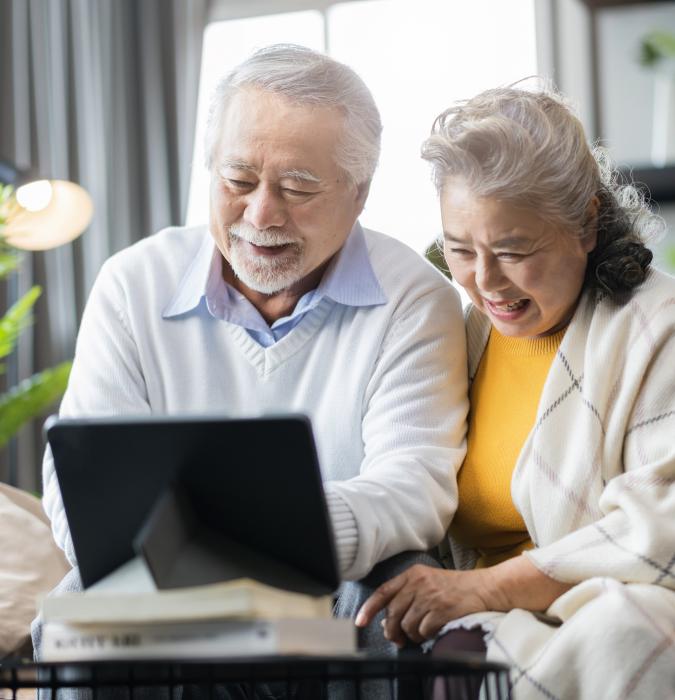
[46,414,340,595]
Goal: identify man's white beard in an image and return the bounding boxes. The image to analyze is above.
[227,223,305,295]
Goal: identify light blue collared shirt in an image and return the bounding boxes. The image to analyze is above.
[163,223,387,347]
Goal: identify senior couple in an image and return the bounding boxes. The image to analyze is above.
[41,46,675,698]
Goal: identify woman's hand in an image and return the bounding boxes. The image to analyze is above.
[354,556,574,648]
[354,564,494,647]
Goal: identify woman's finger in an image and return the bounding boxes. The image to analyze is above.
[418,609,448,641]
[398,599,430,644]
[355,573,407,627]
[382,587,417,647]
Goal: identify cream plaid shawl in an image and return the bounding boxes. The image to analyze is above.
[444,268,675,699]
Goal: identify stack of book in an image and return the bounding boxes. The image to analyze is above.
[40,574,355,661]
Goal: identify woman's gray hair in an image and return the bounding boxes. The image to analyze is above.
[205,44,382,186]
[422,85,662,300]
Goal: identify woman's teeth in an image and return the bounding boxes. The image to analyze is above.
[493,299,527,312]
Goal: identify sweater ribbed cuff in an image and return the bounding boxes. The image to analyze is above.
[325,489,359,576]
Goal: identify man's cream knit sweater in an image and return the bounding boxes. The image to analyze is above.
[43,226,469,581]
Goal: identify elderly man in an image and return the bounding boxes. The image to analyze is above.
[41,45,467,625]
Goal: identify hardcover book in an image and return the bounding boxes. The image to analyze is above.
[41,576,333,626]
[41,618,356,661]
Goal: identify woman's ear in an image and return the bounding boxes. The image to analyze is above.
[583,195,600,253]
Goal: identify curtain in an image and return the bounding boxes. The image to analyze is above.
[0,0,208,490]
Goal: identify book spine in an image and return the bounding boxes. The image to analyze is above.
[41,623,276,661]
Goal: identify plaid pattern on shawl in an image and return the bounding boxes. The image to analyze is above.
[444,268,675,699]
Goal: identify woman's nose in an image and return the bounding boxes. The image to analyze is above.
[475,256,508,293]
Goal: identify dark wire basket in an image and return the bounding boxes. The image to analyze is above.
[0,655,510,700]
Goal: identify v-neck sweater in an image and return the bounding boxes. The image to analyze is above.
[42,225,469,582]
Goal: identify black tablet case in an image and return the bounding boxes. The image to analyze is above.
[47,415,340,596]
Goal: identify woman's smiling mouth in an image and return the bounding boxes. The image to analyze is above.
[484,298,530,317]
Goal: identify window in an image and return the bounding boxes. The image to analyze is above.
[186,0,537,263]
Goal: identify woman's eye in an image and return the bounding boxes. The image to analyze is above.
[448,248,473,256]
[497,252,524,260]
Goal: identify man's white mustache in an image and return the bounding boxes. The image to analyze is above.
[229,224,301,248]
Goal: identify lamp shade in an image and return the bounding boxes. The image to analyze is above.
[2,180,93,251]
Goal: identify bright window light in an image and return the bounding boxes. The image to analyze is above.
[329,0,537,254]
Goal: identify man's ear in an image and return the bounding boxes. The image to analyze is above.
[355,181,371,215]
[583,195,600,253]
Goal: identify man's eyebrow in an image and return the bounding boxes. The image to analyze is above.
[219,158,256,172]
[217,161,321,184]
[279,168,322,184]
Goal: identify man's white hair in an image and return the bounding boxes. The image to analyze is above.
[204,44,382,186]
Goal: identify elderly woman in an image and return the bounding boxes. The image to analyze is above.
[356,87,675,699]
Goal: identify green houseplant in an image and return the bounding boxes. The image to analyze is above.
[0,183,71,450]
[639,31,675,67]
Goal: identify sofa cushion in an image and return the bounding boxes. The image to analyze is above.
[0,482,70,658]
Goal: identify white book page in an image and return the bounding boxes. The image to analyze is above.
[88,556,157,594]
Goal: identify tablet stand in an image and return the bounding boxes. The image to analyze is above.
[133,482,331,595]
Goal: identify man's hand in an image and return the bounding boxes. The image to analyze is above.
[354,564,493,647]
[354,556,573,648]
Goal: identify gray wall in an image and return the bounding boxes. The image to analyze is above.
[598,2,675,166]
[597,2,675,269]
[548,0,675,272]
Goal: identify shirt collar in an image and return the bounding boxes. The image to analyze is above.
[312,222,387,307]
[163,230,215,317]
[163,222,386,319]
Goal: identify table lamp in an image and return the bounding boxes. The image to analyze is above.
[0,159,93,250]
[0,160,94,487]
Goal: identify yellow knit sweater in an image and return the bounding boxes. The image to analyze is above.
[449,326,566,567]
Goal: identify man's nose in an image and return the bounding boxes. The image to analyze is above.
[243,186,287,230]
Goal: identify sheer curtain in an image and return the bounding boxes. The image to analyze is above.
[0,0,208,490]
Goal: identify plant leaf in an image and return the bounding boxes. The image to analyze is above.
[666,245,675,272]
[0,285,42,360]
[425,240,452,280]
[639,31,675,67]
[0,185,18,228]
[0,252,19,278]
[0,361,72,448]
